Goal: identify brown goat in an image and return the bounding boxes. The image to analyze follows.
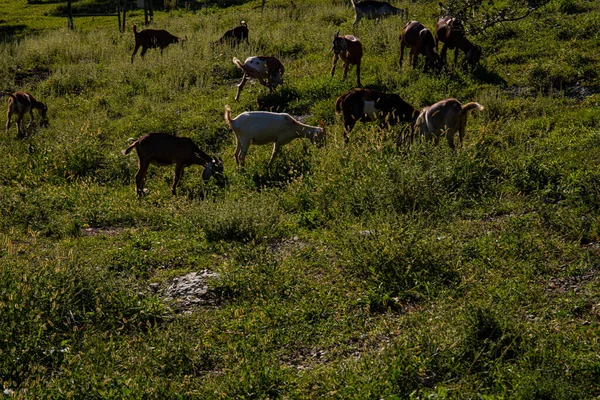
[435,16,482,70]
[122,132,224,197]
[335,88,418,143]
[331,32,363,87]
[131,24,185,63]
[399,21,440,73]
[233,56,285,101]
[4,91,48,136]
[412,98,484,149]
[215,21,249,46]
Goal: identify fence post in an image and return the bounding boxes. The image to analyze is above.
[67,0,74,29]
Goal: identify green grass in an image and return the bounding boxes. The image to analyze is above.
[1,0,600,397]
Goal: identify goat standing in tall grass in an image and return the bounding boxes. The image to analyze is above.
[224,105,325,170]
[399,21,440,73]
[131,24,186,63]
[122,132,224,197]
[435,16,482,70]
[411,98,484,149]
[4,91,48,137]
[233,56,285,101]
[335,88,418,143]
[331,32,363,87]
[214,21,249,46]
[350,0,405,25]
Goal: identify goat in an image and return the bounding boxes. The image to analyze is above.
[215,21,249,46]
[331,32,363,87]
[131,24,185,63]
[399,21,440,73]
[435,16,482,70]
[122,132,224,197]
[335,88,418,143]
[4,91,48,136]
[224,105,325,170]
[232,56,285,101]
[412,98,484,149]
[350,0,405,25]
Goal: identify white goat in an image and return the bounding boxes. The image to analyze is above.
[232,56,284,101]
[413,98,484,149]
[224,105,325,170]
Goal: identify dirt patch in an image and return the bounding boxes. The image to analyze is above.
[163,270,221,312]
[268,236,309,257]
[80,227,126,237]
[546,272,595,294]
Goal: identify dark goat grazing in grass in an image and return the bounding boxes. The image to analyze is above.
[435,16,482,69]
[335,88,418,143]
[331,32,363,87]
[122,132,224,197]
[233,56,284,100]
[400,21,440,73]
[215,21,249,46]
[412,98,484,149]
[131,24,185,63]
[350,0,405,25]
[4,91,48,136]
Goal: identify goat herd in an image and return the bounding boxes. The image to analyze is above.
[4,0,486,198]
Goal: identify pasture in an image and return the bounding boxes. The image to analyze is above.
[1,0,600,397]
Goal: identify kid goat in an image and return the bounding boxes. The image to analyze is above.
[4,91,48,136]
[122,132,224,197]
[131,24,185,63]
[233,56,284,101]
[435,16,482,70]
[331,32,363,87]
[412,98,484,149]
[335,88,418,143]
[400,21,440,73]
[224,105,326,170]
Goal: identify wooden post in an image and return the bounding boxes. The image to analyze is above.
[121,0,128,33]
[144,0,149,26]
[117,0,122,32]
[148,0,153,22]
[67,0,74,29]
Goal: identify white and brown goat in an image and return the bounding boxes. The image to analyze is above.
[335,88,418,143]
[4,91,48,136]
[412,98,484,149]
[131,24,186,63]
[224,105,325,170]
[331,32,363,87]
[435,16,482,70]
[232,56,285,101]
[399,21,441,73]
[122,132,224,197]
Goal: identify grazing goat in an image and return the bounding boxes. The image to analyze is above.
[331,32,363,87]
[350,0,405,25]
[131,24,185,63]
[224,105,325,170]
[412,98,484,149]
[4,91,48,136]
[215,21,249,46]
[435,16,482,70]
[399,21,440,73]
[335,88,418,143]
[233,56,284,101]
[122,132,224,197]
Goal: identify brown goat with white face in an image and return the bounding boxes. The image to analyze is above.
[5,91,48,136]
[122,132,224,197]
[400,21,440,73]
[331,32,363,87]
[412,98,484,149]
[335,88,418,143]
[435,16,482,70]
[131,24,185,63]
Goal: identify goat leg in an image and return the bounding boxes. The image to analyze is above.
[5,111,12,134]
[355,62,361,87]
[267,142,280,171]
[172,163,184,195]
[135,160,150,197]
[342,62,349,81]
[235,74,248,101]
[331,54,339,77]
[131,45,140,63]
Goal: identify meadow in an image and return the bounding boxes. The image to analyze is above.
[1,0,600,397]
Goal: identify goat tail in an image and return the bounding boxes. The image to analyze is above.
[233,57,244,69]
[461,102,484,114]
[0,91,15,100]
[224,105,234,129]
[350,0,356,8]
[122,140,138,156]
[334,94,344,115]
[132,24,137,34]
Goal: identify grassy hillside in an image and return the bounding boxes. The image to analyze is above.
[1,0,600,397]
